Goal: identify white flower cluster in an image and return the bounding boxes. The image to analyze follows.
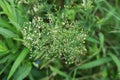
[22,15,87,64]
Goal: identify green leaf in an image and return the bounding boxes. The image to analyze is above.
[99,32,104,49]
[0,18,13,30]
[14,62,32,80]
[0,0,13,19]
[0,55,11,64]
[109,53,120,73]
[87,37,99,44]
[0,62,11,75]
[7,48,29,80]
[50,66,68,77]
[0,41,9,55]
[72,69,77,80]
[0,42,8,52]
[76,57,112,69]
[0,27,17,38]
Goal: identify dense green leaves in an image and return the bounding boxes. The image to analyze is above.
[0,0,120,80]
[0,0,20,30]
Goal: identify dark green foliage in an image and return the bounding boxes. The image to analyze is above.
[0,0,120,80]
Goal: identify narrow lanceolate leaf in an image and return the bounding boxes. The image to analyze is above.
[7,48,29,80]
[0,27,17,38]
[86,37,99,44]
[50,66,68,77]
[14,62,32,80]
[109,53,120,73]
[76,57,112,70]
[99,32,104,49]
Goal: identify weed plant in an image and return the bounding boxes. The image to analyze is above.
[0,0,120,80]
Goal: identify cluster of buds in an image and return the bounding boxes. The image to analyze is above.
[22,14,87,64]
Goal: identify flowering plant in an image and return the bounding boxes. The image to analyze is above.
[21,0,88,65]
[22,15,87,65]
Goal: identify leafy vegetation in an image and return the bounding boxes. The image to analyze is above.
[0,0,120,80]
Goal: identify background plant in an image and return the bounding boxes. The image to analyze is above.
[0,0,120,80]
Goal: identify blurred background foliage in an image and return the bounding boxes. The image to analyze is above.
[0,0,120,80]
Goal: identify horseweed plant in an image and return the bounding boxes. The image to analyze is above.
[22,14,88,65]
[21,0,89,65]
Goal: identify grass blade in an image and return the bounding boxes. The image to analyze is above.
[0,0,20,30]
[7,48,29,80]
[14,62,32,80]
[109,53,120,73]
[50,66,68,77]
[0,27,17,38]
[99,32,104,49]
[76,57,112,70]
